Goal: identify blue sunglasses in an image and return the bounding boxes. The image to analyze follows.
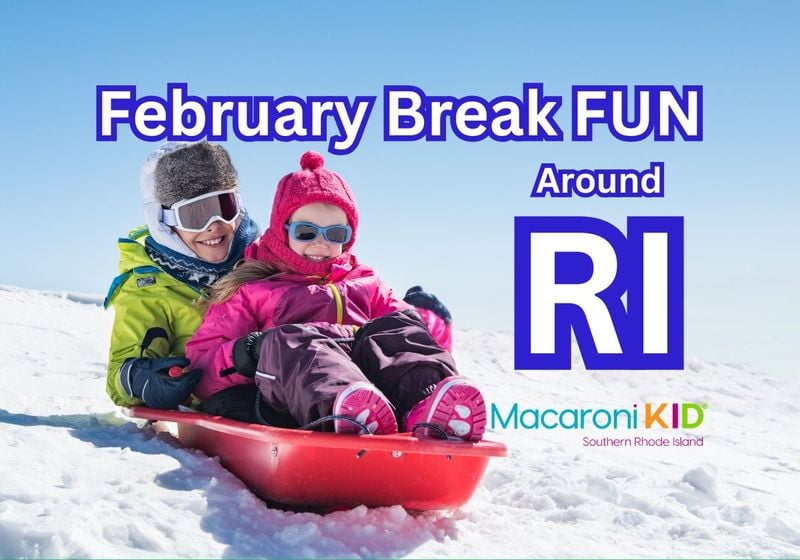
[285,221,353,244]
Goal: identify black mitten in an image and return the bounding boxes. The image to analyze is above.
[403,286,453,324]
[231,332,266,378]
[119,356,202,409]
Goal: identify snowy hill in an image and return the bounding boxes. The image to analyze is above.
[1,286,799,558]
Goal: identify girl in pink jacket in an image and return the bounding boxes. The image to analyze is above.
[186,152,485,440]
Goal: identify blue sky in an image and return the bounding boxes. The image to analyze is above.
[1,1,798,375]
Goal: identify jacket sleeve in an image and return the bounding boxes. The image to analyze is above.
[105,289,174,407]
[370,275,452,351]
[413,307,453,352]
[370,274,412,318]
[186,285,263,402]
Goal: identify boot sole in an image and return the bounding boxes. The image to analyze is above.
[333,382,398,435]
[424,378,486,441]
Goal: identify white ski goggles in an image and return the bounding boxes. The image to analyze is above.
[161,189,242,232]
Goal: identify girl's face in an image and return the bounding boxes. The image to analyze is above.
[287,203,348,263]
[174,219,237,263]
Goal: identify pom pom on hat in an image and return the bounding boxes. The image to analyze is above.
[300,151,325,171]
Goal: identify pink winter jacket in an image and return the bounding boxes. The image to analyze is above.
[187,260,410,401]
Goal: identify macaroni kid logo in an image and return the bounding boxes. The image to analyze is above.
[491,401,707,431]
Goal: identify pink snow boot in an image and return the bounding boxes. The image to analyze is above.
[332,382,398,435]
[403,376,486,441]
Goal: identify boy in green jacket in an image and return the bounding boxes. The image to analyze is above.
[104,142,258,408]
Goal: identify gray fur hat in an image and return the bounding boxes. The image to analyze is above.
[154,141,239,207]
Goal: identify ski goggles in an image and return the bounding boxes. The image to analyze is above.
[161,189,242,232]
[285,221,353,245]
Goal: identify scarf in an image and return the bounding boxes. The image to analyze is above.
[145,212,259,291]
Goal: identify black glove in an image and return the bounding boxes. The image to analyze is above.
[403,286,452,324]
[231,332,266,378]
[119,356,202,409]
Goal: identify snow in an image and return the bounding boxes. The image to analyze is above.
[1,285,799,558]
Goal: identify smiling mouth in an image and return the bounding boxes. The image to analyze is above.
[304,254,329,262]
[198,237,225,247]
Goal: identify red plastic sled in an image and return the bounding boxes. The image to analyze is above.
[126,406,506,511]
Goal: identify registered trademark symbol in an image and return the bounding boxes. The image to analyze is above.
[702,403,708,409]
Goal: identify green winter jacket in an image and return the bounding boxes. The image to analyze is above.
[104,226,206,407]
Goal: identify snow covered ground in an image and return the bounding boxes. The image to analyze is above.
[1,285,798,558]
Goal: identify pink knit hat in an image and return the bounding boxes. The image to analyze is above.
[244,151,359,276]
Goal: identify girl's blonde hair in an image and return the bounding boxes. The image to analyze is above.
[208,259,283,303]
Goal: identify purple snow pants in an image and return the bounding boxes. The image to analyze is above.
[252,310,457,429]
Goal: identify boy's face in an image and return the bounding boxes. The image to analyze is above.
[174,219,238,263]
[287,203,348,263]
